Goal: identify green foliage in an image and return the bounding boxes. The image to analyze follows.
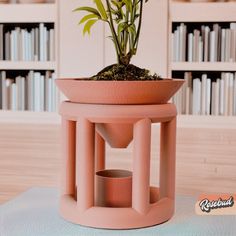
[83,19,98,35]
[79,14,100,25]
[94,0,108,20]
[74,6,101,17]
[74,0,149,65]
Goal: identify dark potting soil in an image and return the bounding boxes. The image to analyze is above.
[91,64,162,81]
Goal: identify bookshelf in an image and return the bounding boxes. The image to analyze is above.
[171,62,236,72]
[170,1,236,22]
[0,3,56,23]
[169,0,236,116]
[0,61,56,70]
[0,2,59,116]
[1,0,236,122]
[168,1,236,190]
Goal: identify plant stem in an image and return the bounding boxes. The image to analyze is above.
[134,0,143,50]
[105,0,122,63]
[131,0,136,22]
[123,9,129,54]
[129,0,137,54]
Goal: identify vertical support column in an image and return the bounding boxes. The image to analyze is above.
[61,118,76,196]
[159,117,177,200]
[95,132,105,172]
[132,118,151,214]
[76,118,95,211]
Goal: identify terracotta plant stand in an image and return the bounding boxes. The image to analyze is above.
[56,79,184,229]
[59,101,178,229]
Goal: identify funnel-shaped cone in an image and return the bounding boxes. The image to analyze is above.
[96,123,133,148]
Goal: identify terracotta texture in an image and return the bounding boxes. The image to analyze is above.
[55,79,184,105]
[59,102,178,229]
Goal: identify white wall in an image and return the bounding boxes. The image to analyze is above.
[58,0,104,78]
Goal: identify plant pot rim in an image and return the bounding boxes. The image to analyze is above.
[57,78,183,82]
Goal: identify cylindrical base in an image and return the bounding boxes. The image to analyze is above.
[95,169,132,208]
[60,187,174,229]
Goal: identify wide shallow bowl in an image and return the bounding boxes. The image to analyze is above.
[55,79,184,105]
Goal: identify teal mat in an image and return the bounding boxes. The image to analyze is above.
[0,188,235,236]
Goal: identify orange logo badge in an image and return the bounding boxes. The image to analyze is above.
[195,194,236,215]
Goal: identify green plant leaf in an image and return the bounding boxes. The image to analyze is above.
[111,0,122,9]
[120,7,125,19]
[111,8,117,15]
[122,0,132,12]
[115,18,122,24]
[73,6,101,17]
[93,0,108,20]
[117,22,127,35]
[128,24,136,37]
[79,13,99,24]
[83,19,98,35]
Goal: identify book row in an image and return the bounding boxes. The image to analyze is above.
[0,23,55,61]
[172,23,236,62]
[0,70,59,112]
[173,72,236,116]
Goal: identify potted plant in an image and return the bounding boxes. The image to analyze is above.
[56,0,184,148]
[57,1,184,229]
[56,0,184,106]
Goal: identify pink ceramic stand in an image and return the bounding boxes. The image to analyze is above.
[59,101,177,229]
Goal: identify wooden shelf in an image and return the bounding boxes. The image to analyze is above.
[0,110,60,124]
[0,61,56,70]
[170,1,236,22]
[171,62,236,72]
[0,3,56,23]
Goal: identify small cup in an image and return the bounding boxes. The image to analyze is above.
[95,169,132,208]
